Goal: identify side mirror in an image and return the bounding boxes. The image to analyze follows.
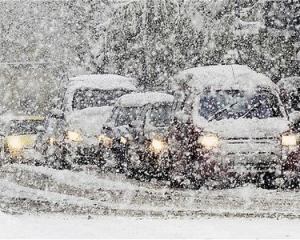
[174,111,190,124]
[50,109,65,120]
[129,120,143,129]
[36,125,45,132]
[289,111,300,123]
[102,122,113,131]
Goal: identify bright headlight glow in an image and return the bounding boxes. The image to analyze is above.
[49,136,56,145]
[282,135,297,146]
[149,138,168,154]
[120,136,127,145]
[198,134,219,149]
[67,131,82,142]
[7,137,23,151]
[99,134,113,148]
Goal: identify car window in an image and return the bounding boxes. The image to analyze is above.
[290,89,300,111]
[72,88,133,110]
[8,120,45,135]
[148,103,173,127]
[115,106,143,126]
[199,90,283,120]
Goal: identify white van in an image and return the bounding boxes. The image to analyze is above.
[167,65,293,189]
[39,74,137,169]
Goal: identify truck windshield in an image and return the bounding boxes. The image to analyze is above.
[200,90,283,121]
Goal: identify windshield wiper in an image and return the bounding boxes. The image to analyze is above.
[239,100,263,119]
[208,102,238,122]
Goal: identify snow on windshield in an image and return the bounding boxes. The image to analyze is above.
[114,106,143,126]
[200,89,283,121]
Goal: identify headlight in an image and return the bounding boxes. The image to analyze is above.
[120,136,127,145]
[6,137,23,152]
[282,134,297,147]
[99,134,113,148]
[149,138,168,154]
[49,136,56,145]
[66,131,82,142]
[198,133,219,149]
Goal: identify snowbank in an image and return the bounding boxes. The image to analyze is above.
[1,212,300,238]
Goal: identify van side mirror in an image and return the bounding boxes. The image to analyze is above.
[289,111,300,123]
[174,111,190,124]
[129,120,143,129]
[50,109,65,120]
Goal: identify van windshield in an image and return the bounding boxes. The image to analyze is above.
[72,89,132,110]
[115,106,143,126]
[149,103,173,127]
[200,90,283,121]
[8,120,44,135]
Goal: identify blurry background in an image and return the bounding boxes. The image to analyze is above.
[0,0,299,115]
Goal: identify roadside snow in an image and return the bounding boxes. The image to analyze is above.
[1,212,300,238]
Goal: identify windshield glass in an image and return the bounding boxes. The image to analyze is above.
[115,106,143,126]
[8,120,44,135]
[72,89,132,110]
[281,88,300,112]
[200,90,283,121]
[149,103,173,127]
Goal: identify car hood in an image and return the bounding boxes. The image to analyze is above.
[66,106,113,137]
[200,118,290,139]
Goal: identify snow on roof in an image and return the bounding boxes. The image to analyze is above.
[117,92,174,107]
[277,77,300,91]
[67,74,137,92]
[172,64,278,93]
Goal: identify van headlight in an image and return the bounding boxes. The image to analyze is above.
[66,131,82,142]
[99,134,113,148]
[149,138,168,154]
[7,136,23,151]
[198,133,219,149]
[282,134,297,146]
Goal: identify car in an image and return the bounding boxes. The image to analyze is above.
[277,76,300,188]
[99,92,174,180]
[277,76,300,131]
[0,115,45,165]
[167,64,294,189]
[38,74,137,169]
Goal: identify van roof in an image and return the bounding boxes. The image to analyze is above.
[172,64,278,93]
[117,92,174,107]
[277,77,300,91]
[68,74,137,92]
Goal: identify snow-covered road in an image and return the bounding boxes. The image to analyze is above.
[1,164,300,219]
[2,212,300,238]
[1,164,300,238]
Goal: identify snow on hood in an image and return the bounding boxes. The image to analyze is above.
[66,106,113,137]
[172,65,278,93]
[197,117,290,139]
